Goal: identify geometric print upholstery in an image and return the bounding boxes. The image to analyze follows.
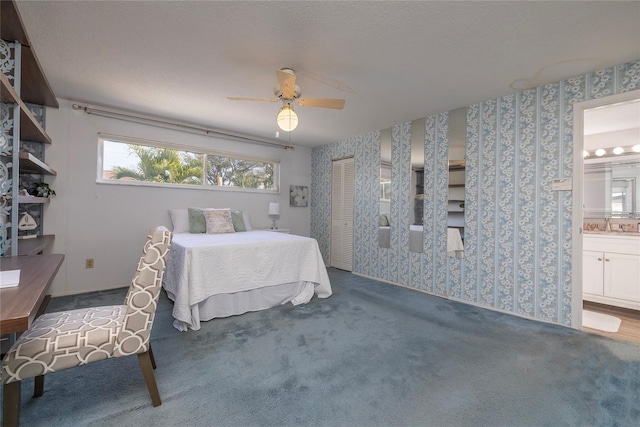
[115,228,171,357]
[2,306,126,384]
[2,228,172,384]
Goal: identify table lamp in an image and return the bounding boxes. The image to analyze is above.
[268,202,280,230]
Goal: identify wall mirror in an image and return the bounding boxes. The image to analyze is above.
[406,111,466,255]
[379,127,392,248]
[447,107,466,258]
[409,119,425,253]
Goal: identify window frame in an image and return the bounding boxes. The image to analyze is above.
[97,133,280,194]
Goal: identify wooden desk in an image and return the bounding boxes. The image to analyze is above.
[0,254,64,335]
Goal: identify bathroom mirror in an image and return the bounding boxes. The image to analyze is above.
[447,107,466,258]
[379,127,392,248]
[584,157,640,218]
[583,97,640,219]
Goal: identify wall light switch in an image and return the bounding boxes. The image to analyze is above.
[551,178,572,191]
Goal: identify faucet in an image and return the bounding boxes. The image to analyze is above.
[604,218,611,232]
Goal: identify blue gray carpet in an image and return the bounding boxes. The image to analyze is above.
[3,268,639,426]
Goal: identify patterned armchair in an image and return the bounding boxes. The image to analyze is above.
[2,227,172,427]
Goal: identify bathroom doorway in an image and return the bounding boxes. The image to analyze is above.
[573,89,640,343]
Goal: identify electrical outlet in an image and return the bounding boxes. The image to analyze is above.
[85,258,94,269]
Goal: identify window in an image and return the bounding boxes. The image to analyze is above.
[99,135,279,193]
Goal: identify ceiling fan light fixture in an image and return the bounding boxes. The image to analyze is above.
[277,105,298,132]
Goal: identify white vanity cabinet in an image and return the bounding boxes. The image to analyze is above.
[583,234,640,310]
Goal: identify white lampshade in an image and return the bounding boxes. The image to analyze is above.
[277,105,298,132]
[268,202,280,215]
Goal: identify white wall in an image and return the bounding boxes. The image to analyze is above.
[43,99,313,296]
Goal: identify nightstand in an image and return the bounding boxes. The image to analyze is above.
[260,228,290,234]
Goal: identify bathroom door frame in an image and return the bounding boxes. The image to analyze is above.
[571,88,640,329]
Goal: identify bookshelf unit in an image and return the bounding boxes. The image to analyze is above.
[1,0,58,256]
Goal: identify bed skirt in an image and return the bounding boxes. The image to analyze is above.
[165,281,316,331]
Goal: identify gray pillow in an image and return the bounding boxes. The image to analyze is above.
[188,207,207,233]
[230,209,246,232]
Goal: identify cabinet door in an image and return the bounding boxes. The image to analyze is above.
[330,158,354,271]
[583,251,604,295]
[604,252,640,302]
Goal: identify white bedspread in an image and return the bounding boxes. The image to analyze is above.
[163,231,332,329]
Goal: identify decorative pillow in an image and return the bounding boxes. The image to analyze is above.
[188,207,207,233]
[230,209,246,232]
[205,209,235,234]
[169,209,190,233]
[379,213,390,227]
[242,211,252,230]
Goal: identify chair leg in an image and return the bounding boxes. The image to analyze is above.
[137,351,161,407]
[3,381,21,427]
[34,375,45,397]
[148,344,157,370]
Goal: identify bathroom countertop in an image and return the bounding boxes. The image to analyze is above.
[583,230,640,236]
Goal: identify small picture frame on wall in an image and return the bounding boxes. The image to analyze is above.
[290,185,309,207]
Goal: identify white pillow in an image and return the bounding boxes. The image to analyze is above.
[169,209,190,233]
[242,211,252,230]
[205,209,235,234]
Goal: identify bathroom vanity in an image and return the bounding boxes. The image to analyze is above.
[583,233,640,310]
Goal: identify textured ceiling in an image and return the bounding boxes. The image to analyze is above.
[15,0,640,148]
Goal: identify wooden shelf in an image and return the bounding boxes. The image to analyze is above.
[18,195,50,204]
[0,0,30,46]
[1,0,58,108]
[1,74,52,144]
[20,45,58,107]
[0,72,20,104]
[18,152,56,175]
[17,235,54,256]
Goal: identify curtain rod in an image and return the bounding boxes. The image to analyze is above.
[71,103,295,150]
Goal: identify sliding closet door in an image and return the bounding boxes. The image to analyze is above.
[330,158,354,271]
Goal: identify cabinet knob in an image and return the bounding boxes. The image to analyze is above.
[605,258,610,262]
[597,258,602,261]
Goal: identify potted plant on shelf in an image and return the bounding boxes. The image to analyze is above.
[28,182,56,198]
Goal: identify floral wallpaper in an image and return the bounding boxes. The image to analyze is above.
[311,59,640,326]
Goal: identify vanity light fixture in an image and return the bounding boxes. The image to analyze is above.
[586,144,640,160]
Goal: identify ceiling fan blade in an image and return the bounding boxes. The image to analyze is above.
[297,98,345,109]
[227,97,280,102]
[276,69,296,99]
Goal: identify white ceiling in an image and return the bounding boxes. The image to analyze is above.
[584,99,640,136]
[584,99,640,150]
[16,0,640,148]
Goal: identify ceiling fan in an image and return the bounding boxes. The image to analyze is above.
[227,68,346,132]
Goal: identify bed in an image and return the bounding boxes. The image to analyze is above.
[162,230,332,331]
